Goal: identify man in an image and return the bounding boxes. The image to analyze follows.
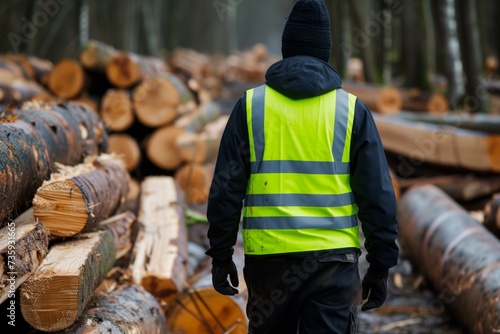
[206,0,399,333]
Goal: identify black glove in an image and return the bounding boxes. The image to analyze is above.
[361,271,388,311]
[212,260,239,296]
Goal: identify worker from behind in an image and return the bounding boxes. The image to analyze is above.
[206,0,399,333]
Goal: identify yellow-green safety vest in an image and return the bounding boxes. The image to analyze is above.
[243,84,361,255]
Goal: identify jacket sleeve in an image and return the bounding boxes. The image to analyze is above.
[205,97,250,264]
[350,99,399,278]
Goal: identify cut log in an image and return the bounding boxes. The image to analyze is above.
[484,194,500,238]
[167,242,247,334]
[80,40,118,72]
[56,284,167,334]
[398,185,500,333]
[342,83,403,114]
[176,115,229,163]
[168,48,211,80]
[100,89,135,132]
[145,102,221,170]
[373,113,500,172]
[129,176,188,311]
[33,154,129,237]
[145,126,186,170]
[400,174,500,202]
[0,58,29,82]
[98,211,135,260]
[20,228,117,332]
[106,52,167,88]
[133,74,195,127]
[107,133,141,172]
[0,80,46,106]
[48,59,86,99]
[0,102,107,225]
[0,209,50,304]
[174,163,213,205]
[1,55,34,80]
[396,111,500,134]
[401,88,449,113]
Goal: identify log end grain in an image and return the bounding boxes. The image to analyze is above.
[48,59,85,99]
[107,134,141,172]
[167,288,246,334]
[146,126,185,170]
[377,87,402,114]
[100,89,134,132]
[486,136,500,172]
[106,54,140,88]
[133,76,181,127]
[174,164,211,204]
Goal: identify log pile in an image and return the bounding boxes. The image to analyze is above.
[4,41,500,334]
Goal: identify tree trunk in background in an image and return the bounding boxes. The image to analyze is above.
[326,0,347,77]
[401,0,431,90]
[432,0,465,109]
[348,0,382,83]
[457,0,489,113]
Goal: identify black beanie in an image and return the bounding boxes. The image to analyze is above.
[282,0,332,62]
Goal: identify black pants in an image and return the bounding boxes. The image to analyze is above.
[244,255,361,334]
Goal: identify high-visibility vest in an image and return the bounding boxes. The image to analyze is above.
[243,84,361,255]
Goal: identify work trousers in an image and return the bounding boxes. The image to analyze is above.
[244,255,361,334]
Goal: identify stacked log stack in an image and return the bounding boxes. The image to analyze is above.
[2,41,500,333]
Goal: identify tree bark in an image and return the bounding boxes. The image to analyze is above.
[0,209,50,304]
[432,0,465,108]
[97,211,136,260]
[456,0,489,113]
[20,228,116,332]
[56,284,167,334]
[484,194,500,238]
[80,40,118,72]
[0,80,46,106]
[33,154,129,237]
[0,102,108,226]
[373,113,500,172]
[129,176,188,311]
[397,185,500,333]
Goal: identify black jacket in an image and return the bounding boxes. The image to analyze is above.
[206,56,398,277]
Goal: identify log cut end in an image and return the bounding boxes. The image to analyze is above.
[33,180,88,237]
[146,126,185,170]
[377,87,402,114]
[168,288,246,334]
[100,89,134,132]
[107,134,141,172]
[486,136,500,172]
[174,164,211,204]
[427,94,449,114]
[48,59,85,99]
[106,54,140,88]
[133,76,181,127]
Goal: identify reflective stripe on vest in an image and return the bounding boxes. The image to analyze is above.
[243,85,360,255]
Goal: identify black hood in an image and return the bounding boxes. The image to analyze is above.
[265,55,342,100]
